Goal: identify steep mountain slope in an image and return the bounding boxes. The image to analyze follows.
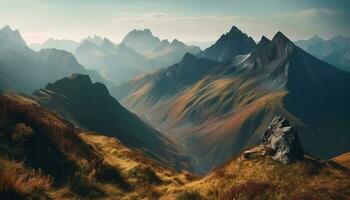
[295,35,350,72]
[30,38,79,53]
[0,26,109,94]
[33,74,191,171]
[0,92,193,199]
[113,31,350,173]
[198,26,256,62]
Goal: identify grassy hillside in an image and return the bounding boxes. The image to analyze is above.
[161,153,350,200]
[0,92,193,199]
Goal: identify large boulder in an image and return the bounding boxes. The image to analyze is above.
[244,116,304,163]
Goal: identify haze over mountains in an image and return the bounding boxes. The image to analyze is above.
[113,26,350,173]
[0,26,109,93]
[295,35,350,72]
[30,29,202,85]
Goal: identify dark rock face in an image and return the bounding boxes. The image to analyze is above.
[244,116,303,164]
[261,116,304,163]
[199,26,256,62]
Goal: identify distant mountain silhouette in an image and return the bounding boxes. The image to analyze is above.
[295,35,350,72]
[0,25,109,93]
[75,39,147,84]
[114,30,350,173]
[198,26,256,62]
[30,38,79,53]
[122,29,163,52]
[75,29,201,85]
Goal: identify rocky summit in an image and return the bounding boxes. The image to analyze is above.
[244,116,304,164]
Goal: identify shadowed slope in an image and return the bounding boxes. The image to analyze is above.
[33,74,192,171]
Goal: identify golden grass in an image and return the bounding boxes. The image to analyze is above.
[160,154,350,200]
[332,152,350,169]
[0,158,52,198]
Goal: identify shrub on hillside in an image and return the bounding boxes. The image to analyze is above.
[11,123,34,144]
[0,161,52,200]
[129,166,162,185]
[176,190,203,200]
[220,180,272,200]
[95,164,130,191]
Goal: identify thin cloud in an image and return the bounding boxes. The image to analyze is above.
[298,8,344,17]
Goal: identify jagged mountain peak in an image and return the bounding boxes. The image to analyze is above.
[0,25,27,47]
[272,31,293,46]
[70,73,91,82]
[257,36,271,47]
[228,25,243,34]
[179,52,197,64]
[45,73,111,97]
[1,25,13,32]
[199,25,256,62]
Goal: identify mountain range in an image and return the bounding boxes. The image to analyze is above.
[1,24,349,199]
[30,38,80,53]
[30,29,202,85]
[0,26,109,94]
[112,27,350,173]
[295,35,350,72]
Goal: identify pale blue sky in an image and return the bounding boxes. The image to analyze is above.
[1,0,349,43]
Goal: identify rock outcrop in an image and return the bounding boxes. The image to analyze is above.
[244,116,304,163]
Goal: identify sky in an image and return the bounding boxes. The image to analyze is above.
[1,0,349,44]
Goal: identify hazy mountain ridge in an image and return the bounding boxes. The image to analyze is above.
[295,35,350,72]
[0,25,110,94]
[30,38,79,53]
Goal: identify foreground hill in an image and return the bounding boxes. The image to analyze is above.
[0,92,193,199]
[0,25,110,94]
[33,74,191,171]
[113,31,350,173]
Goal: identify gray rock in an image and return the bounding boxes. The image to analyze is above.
[260,116,304,163]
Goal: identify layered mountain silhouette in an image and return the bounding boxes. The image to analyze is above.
[75,38,147,84]
[295,35,350,72]
[30,38,79,53]
[75,29,201,84]
[0,25,109,93]
[33,74,190,170]
[122,29,201,56]
[113,30,350,173]
[198,26,256,62]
